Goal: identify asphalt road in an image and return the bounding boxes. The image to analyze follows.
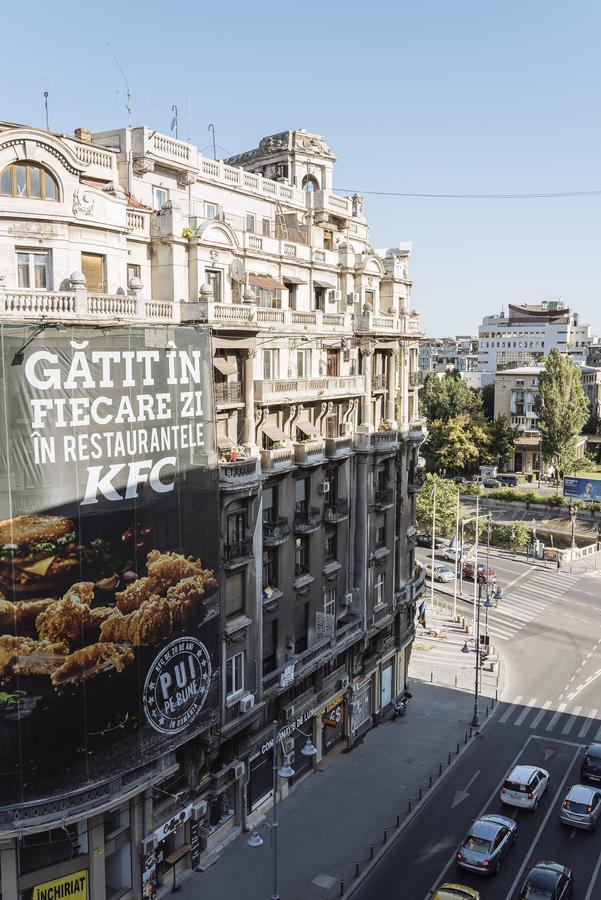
[352,555,601,899]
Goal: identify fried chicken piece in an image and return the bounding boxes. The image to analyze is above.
[0,598,57,632]
[115,576,158,614]
[12,639,69,675]
[88,606,120,628]
[146,550,204,591]
[0,599,15,630]
[51,642,134,689]
[62,582,95,606]
[166,573,215,627]
[36,596,92,646]
[100,595,172,646]
[0,635,68,674]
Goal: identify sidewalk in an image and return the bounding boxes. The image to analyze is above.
[176,612,499,900]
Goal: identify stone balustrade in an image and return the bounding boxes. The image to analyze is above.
[325,436,353,459]
[256,375,365,404]
[294,440,327,466]
[260,446,295,474]
[0,289,177,323]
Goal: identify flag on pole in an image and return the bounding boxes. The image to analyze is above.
[418,600,427,627]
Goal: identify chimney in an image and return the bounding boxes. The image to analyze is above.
[74,128,92,143]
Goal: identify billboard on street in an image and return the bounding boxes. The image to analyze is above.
[563,476,601,503]
[0,323,220,808]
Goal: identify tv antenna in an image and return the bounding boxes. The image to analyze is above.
[106,42,132,127]
[43,91,49,131]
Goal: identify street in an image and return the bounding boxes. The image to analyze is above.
[351,556,601,899]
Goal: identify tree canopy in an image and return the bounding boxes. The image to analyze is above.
[415,474,459,537]
[487,415,518,468]
[534,349,589,476]
[419,373,482,423]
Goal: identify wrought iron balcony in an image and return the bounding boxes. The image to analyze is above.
[372,373,387,391]
[408,475,425,494]
[294,506,322,534]
[375,487,394,510]
[263,517,291,546]
[224,538,253,567]
[214,382,242,404]
[323,499,350,522]
[218,458,261,490]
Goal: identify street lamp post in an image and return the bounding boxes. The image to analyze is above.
[461,582,497,728]
[569,504,577,550]
[248,721,317,899]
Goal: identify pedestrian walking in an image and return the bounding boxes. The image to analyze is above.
[556,557,561,574]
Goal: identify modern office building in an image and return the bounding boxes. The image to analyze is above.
[0,120,425,898]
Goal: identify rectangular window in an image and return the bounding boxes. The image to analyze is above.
[376,514,386,547]
[324,528,337,561]
[285,281,297,309]
[375,573,385,605]
[262,218,271,237]
[226,651,245,696]
[206,269,222,302]
[105,839,132,900]
[153,186,168,210]
[18,824,88,875]
[323,229,334,251]
[245,212,256,233]
[127,263,140,286]
[263,547,277,589]
[227,510,247,545]
[81,252,106,293]
[262,618,278,676]
[295,478,308,511]
[262,486,275,523]
[364,289,375,309]
[327,351,339,377]
[314,287,326,311]
[296,349,310,378]
[325,415,338,438]
[225,571,244,618]
[263,349,279,380]
[17,249,51,289]
[294,603,309,654]
[295,536,309,575]
[205,202,218,220]
[104,802,130,842]
[324,587,336,616]
[377,461,389,491]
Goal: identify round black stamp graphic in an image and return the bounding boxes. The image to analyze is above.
[143,637,212,735]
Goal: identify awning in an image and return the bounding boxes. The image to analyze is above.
[282,274,308,285]
[249,274,285,291]
[217,434,235,450]
[313,278,336,288]
[296,418,319,437]
[213,358,238,376]
[263,423,287,442]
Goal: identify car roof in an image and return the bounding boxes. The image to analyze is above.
[434,887,479,899]
[528,867,561,889]
[585,743,601,757]
[566,783,599,802]
[507,765,542,782]
[468,816,506,839]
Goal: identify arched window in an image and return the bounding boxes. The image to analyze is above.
[0,162,59,200]
[302,174,319,193]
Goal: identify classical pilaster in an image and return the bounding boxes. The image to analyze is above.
[359,342,374,431]
[385,349,397,423]
[243,349,256,447]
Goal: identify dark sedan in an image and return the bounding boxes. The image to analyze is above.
[580,742,601,785]
[455,814,517,876]
[416,533,446,549]
[518,861,573,898]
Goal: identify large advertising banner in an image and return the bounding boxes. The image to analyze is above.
[0,324,220,808]
[563,476,601,503]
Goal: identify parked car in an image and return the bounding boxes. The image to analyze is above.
[518,861,573,899]
[430,885,480,900]
[497,474,519,487]
[443,546,464,563]
[453,476,473,487]
[580,742,601,784]
[462,562,496,583]
[425,563,455,583]
[416,533,446,549]
[559,783,601,831]
[500,764,549,811]
[455,814,517,876]
[482,477,502,488]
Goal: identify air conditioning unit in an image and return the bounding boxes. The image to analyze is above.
[333,289,342,302]
[341,592,353,607]
[348,292,360,304]
[282,704,294,723]
[317,481,330,495]
[191,800,208,821]
[239,694,255,714]
[340,422,352,435]
[283,736,294,754]
[141,835,158,855]
[337,675,350,690]
[229,760,245,781]
[287,751,296,766]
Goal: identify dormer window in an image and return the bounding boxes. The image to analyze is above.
[1,162,58,200]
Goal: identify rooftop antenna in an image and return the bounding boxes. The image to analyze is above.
[106,42,132,128]
[170,105,178,139]
[43,92,49,131]
[208,123,217,160]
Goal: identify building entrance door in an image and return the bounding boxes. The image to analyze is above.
[380,663,393,709]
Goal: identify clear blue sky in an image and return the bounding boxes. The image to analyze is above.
[4,0,601,337]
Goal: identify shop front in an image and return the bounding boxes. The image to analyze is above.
[380,658,394,712]
[142,805,200,898]
[321,694,346,754]
[351,674,374,739]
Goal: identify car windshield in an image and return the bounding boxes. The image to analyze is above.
[504,780,529,792]
[464,834,491,852]
[565,800,589,813]
[522,887,553,899]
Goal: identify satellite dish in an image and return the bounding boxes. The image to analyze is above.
[230,259,246,284]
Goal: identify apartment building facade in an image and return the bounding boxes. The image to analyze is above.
[0,122,424,899]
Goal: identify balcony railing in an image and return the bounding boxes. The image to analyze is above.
[215,382,242,404]
[1,289,177,323]
[408,476,425,494]
[218,458,260,489]
[224,537,253,562]
[409,372,423,386]
[354,430,399,453]
[323,499,350,522]
[260,446,295,473]
[372,374,387,391]
[294,439,327,466]
[375,488,394,509]
[325,436,353,459]
[263,517,291,546]
[294,506,322,533]
[256,375,364,404]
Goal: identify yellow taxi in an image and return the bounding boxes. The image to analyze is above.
[431,886,481,900]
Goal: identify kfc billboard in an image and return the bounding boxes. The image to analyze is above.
[0,323,220,807]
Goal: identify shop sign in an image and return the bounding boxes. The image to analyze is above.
[143,637,212,734]
[279,663,295,688]
[153,803,193,843]
[33,869,87,900]
[323,696,344,727]
[260,707,315,754]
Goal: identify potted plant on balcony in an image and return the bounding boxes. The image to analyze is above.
[379,420,393,431]
[271,440,286,450]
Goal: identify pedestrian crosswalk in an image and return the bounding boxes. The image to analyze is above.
[478,569,582,644]
[498,695,601,739]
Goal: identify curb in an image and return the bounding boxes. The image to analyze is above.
[341,687,502,899]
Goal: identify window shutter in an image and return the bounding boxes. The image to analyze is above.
[226,572,244,617]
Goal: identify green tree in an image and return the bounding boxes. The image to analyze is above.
[534,349,590,477]
[415,474,459,537]
[487,415,518,468]
[481,382,495,421]
[426,413,490,472]
[419,373,481,423]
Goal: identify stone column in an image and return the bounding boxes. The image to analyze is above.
[359,344,374,431]
[385,349,397,423]
[399,344,409,428]
[88,814,106,899]
[243,349,256,448]
[0,841,17,900]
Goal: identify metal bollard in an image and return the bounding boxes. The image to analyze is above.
[340,880,344,897]
[456,743,460,754]
[396,815,400,828]
[370,845,374,860]
[439,763,443,776]
[486,706,489,718]
[408,800,412,814]
[448,752,452,765]
[430,671,433,683]
[469,727,473,738]
[384,830,388,843]
[355,862,360,878]
[454,675,458,687]
[418,788,422,801]
[464,732,468,744]
[429,775,433,787]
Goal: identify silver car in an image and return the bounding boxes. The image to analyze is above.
[559,783,601,831]
[500,764,550,811]
[426,563,455,583]
[456,814,517,875]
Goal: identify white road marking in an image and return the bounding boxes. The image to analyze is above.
[566,668,601,703]
[584,837,601,900]
[515,700,538,726]
[545,703,567,731]
[530,701,553,729]
[500,696,524,724]
[578,709,599,738]
[561,707,582,735]
[594,720,601,741]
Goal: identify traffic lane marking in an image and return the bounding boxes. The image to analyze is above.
[585,841,601,900]
[423,734,581,900]
[578,708,599,737]
[567,668,601,702]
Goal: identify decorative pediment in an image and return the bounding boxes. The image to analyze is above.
[0,128,87,175]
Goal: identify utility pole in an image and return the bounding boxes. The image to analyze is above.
[43,91,49,131]
[208,123,217,160]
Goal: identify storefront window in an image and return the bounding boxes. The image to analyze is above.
[105,841,132,900]
[208,786,235,832]
[18,824,88,875]
[104,802,130,841]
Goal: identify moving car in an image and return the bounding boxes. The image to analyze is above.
[443,546,464,563]
[500,764,550,811]
[416,533,446,549]
[455,814,517,876]
[518,861,573,899]
[580,742,601,784]
[462,562,496,583]
[482,477,502,488]
[497,474,518,487]
[559,783,601,831]
[425,563,455,583]
[430,886,480,899]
